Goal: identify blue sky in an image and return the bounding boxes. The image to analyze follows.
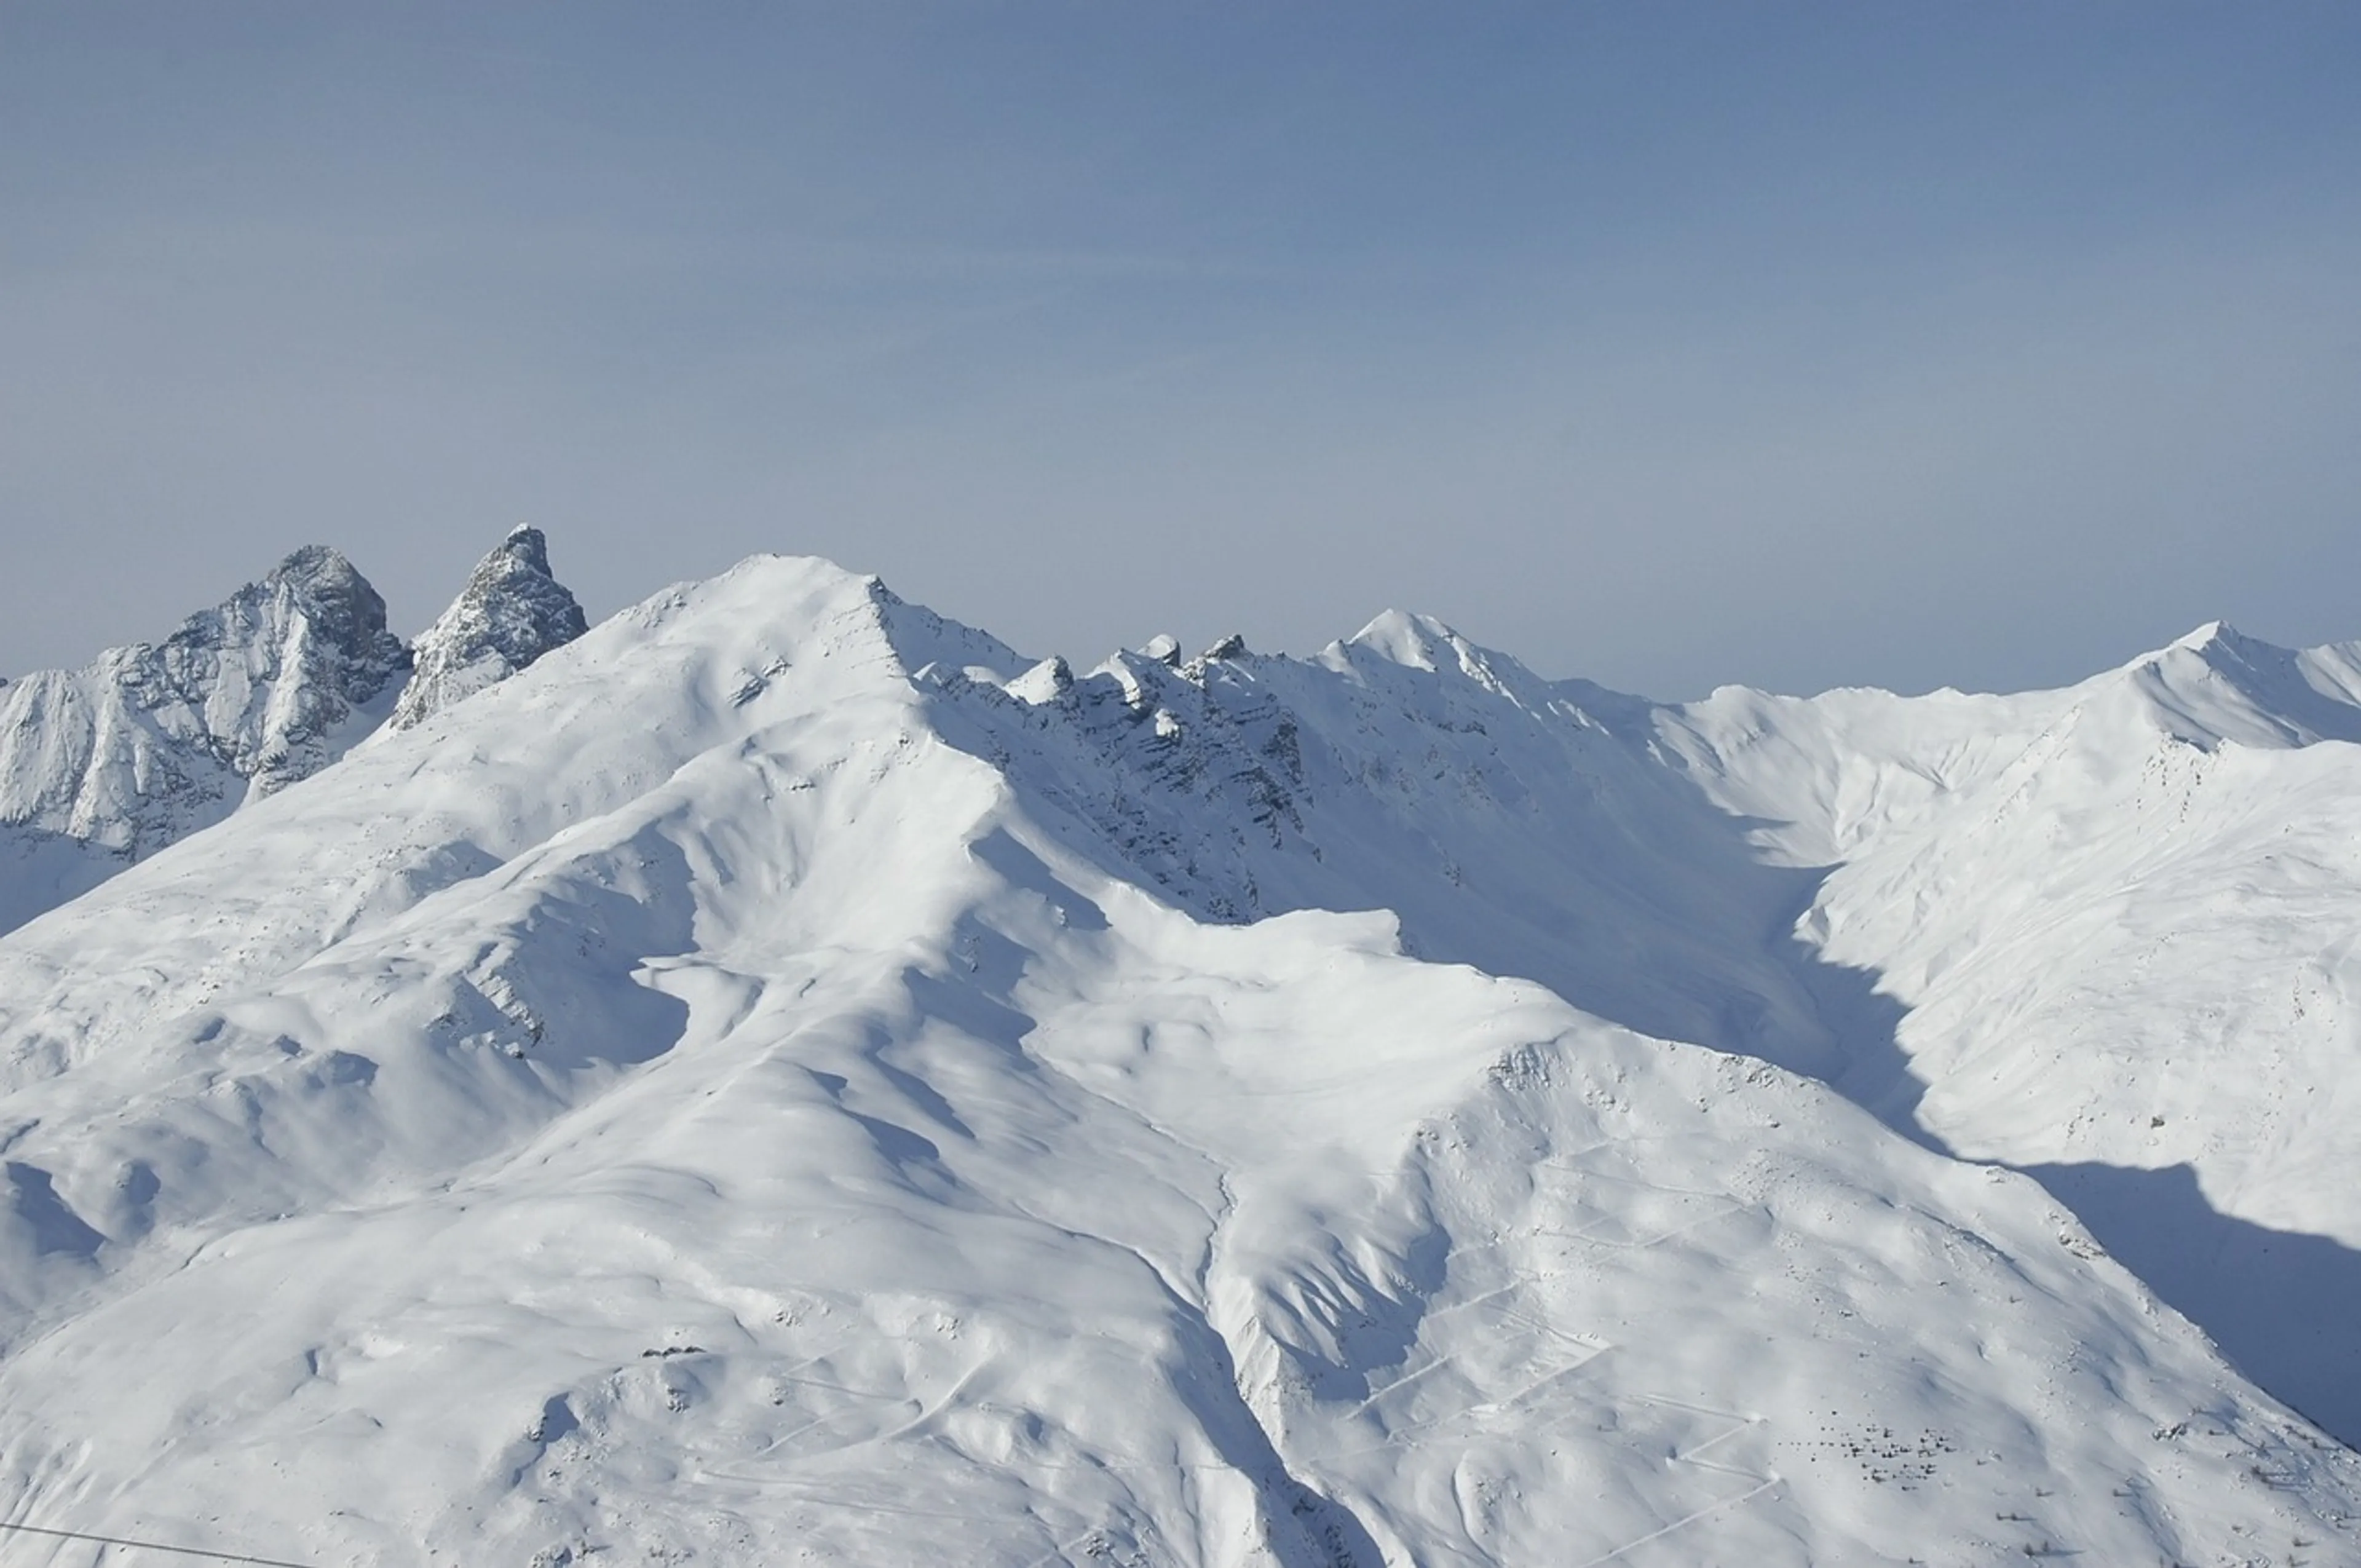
[3,4,2356,697]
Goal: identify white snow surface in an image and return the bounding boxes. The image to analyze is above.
[1655,622,2361,1438]
[1,557,2359,1565]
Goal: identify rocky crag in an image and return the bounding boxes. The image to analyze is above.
[390,526,588,730]
[0,529,584,935]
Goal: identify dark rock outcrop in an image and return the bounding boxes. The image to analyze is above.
[390,527,588,730]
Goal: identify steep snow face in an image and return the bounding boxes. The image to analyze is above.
[1656,623,2361,1439]
[0,546,408,932]
[1658,624,2361,1178]
[915,615,1855,1089]
[389,525,589,729]
[909,610,2361,1447]
[1,558,2357,1566]
[0,556,995,1104]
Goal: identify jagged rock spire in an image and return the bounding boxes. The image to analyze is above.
[390,526,588,729]
[0,544,411,862]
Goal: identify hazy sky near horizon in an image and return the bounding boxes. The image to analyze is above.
[3,4,2357,700]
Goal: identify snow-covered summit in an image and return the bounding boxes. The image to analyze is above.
[1648,619,2361,1436]
[4,560,2361,1564]
[2129,619,2361,747]
[0,531,599,936]
[389,525,588,729]
[0,544,409,927]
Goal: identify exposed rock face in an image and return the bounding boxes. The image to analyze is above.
[0,530,590,936]
[0,545,410,860]
[390,526,588,729]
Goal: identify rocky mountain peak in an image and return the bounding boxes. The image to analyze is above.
[226,545,412,794]
[0,544,411,906]
[389,526,589,729]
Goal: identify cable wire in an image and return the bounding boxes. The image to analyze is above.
[0,1518,315,1567]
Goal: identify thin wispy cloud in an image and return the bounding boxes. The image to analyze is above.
[0,4,2354,698]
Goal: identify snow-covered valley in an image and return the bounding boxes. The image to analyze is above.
[3,546,2359,1565]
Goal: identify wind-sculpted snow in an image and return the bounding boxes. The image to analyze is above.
[0,546,408,932]
[389,525,590,730]
[1,556,2359,1565]
[1658,620,2361,1439]
[910,616,1857,1085]
[911,605,2361,1448]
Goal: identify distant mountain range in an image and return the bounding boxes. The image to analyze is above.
[0,526,584,933]
[2,545,2357,1565]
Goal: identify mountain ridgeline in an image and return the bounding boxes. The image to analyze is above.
[2,547,2360,1565]
[0,528,585,933]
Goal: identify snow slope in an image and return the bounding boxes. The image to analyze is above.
[1654,622,2361,1444]
[911,604,2361,1448]
[2,556,2358,1566]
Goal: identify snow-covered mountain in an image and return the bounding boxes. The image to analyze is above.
[0,530,583,936]
[1,552,2357,1566]
[1654,621,2361,1441]
[390,525,589,731]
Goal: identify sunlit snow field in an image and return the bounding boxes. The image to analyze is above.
[4,553,2360,1564]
